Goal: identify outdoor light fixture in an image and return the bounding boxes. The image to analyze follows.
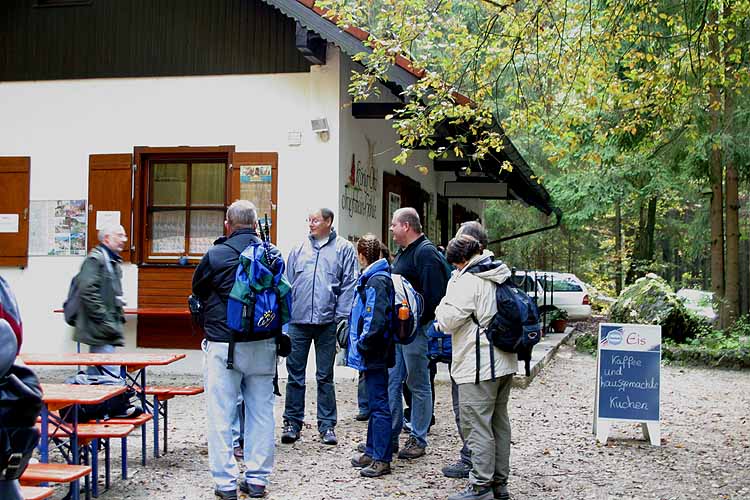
[311,118,330,142]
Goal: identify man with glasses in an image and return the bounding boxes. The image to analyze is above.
[281,208,358,445]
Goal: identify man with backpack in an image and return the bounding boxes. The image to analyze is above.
[388,207,451,460]
[73,224,128,376]
[192,200,285,500]
[281,208,358,446]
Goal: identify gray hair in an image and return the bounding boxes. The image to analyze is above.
[394,207,422,234]
[98,224,125,243]
[456,221,488,250]
[226,200,257,229]
[319,208,334,224]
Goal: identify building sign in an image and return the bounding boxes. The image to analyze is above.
[341,139,378,219]
[594,323,661,446]
[29,199,87,256]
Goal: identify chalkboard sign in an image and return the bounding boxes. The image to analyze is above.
[594,323,661,445]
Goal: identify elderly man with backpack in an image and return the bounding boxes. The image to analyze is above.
[192,200,291,500]
[388,207,451,460]
[281,208,358,446]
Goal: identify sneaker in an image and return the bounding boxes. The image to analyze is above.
[350,452,373,468]
[360,460,391,478]
[321,428,338,445]
[355,412,370,421]
[402,418,412,434]
[397,436,425,460]
[281,422,300,444]
[233,446,244,460]
[442,460,471,479]
[492,483,510,500]
[214,488,238,500]
[239,480,266,498]
[447,484,493,500]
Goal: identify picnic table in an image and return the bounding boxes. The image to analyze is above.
[40,383,129,500]
[21,353,187,461]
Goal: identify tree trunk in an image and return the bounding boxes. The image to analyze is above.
[708,8,725,324]
[626,197,657,284]
[615,199,623,295]
[723,1,739,325]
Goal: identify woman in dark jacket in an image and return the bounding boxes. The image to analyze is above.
[347,234,395,478]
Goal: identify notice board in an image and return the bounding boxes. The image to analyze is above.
[594,323,661,446]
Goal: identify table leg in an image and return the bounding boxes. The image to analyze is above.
[90,441,98,498]
[153,395,160,458]
[163,399,168,454]
[71,403,80,500]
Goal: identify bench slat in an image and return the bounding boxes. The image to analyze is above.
[20,463,92,484]
[37,422,136,439]
[105,413,153,425]
[20,486,55,500]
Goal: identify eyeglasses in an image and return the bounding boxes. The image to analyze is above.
[307,218,324,225]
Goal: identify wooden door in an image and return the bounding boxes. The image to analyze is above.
[88,154,133,261]
[0,157,30,267]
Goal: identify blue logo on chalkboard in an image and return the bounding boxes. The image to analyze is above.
[608,330,623,345]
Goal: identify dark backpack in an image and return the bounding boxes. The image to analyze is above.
[0,363,42,481]
[426,320,452,364]
[63,275,81,326]
[60,371,139,423]
[468,266,542,379]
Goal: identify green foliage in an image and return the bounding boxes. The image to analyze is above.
[548,308,569,322]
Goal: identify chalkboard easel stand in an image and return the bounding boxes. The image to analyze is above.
[595,419,660,446]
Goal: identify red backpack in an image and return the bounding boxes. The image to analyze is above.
[0,277,22,354]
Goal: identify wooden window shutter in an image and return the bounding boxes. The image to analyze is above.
[230,152,278,243]
[0,157,31,268]
[88,154,133,262]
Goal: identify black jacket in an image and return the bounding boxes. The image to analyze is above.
[392,235,451,326]
[192,228,263,343]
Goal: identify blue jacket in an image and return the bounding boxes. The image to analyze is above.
[285,229,358,325]
[346,259,395,371]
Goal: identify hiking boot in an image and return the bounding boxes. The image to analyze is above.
[281,422,300,444]
[402,418,412,434]
[447,484,493,500]
[492,483,510,500]
[441,460,471,479]
[239,480,266,498]
[350,452,373,468]
[355,412,370,421]
[321,428,338,445]
[360,460,391,478]
[233,446,243,460]
[214,488,237,500]
[397,436,425,459]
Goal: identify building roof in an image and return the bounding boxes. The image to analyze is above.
[261,0,557,217]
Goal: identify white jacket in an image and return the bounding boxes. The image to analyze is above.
[435,253,517,385]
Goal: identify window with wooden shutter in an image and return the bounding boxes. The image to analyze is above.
[0,157,31,268]
[230,152,278,243]
[88,154,134,262]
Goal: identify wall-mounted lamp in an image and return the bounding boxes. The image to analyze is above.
[311,118,330,142]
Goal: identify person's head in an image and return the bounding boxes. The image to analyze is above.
[446,234,482,270]
[225,200,257,234]
[99,224,128,254]
[379,241,391,263]
[357,233,383,268]
[389,207,423,248]
[308,208,334,239]
[456,221,488,251]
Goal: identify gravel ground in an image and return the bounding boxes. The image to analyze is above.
[36,339,750,500]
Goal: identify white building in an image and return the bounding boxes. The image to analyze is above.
[0,0,556,371]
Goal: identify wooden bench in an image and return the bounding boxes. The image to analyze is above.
[20,463,92,485]
[143,386,203,457]
[20,486,55,500]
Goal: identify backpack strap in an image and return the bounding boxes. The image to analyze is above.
[470,314,496,383]
[223,238,247,370]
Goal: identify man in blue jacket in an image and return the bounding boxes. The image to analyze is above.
[281,208,358,446]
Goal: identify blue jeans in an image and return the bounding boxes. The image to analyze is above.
[283,323,337,433]
[388,326,432,448]
[232,393,244,449]
[357,372,369,416]
[364,368,392,462]
[86,343,119,377]
[204,339,276,492]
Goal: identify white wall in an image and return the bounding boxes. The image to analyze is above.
[336,56,442,243]
[0,48,343,365]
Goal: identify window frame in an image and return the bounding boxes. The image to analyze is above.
[134,146,235,265]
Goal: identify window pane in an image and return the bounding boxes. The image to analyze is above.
[190,210,224,254]
[191,163,226,206]
[240,165,273,228]
[151,210,185,253]
[153,163,187,206]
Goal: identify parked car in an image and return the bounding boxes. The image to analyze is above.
[676,288,717,324]
[510,270,592,320]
